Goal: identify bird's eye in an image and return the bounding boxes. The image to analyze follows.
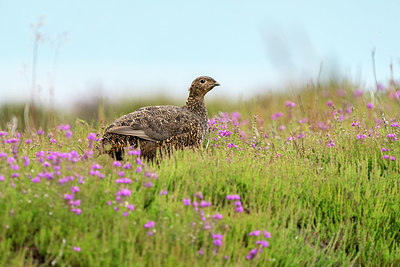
[200,79,206,84]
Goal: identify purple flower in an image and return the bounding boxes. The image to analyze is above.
[89,170,100,176]
[211,233,223,240]
[73,246,81,252]
[246,248,258,260]
[200,200,211,207]
[183,198,191,206]
[159,190,168,195]
[263,230,271,238]
[144,182,153,188]
[50,138,57,144]
[70,199,81,206]
[91,164,101,170]
[58,177,69,185]
[218,129,233,137]
[123,163,132,169]
[231,112,241,120]
[299,118,309,124]
[212,213,223,220]
[213,239,222,246]
[278,125,286,131]
[367,102,374,109]
[115,178,132,184]
[21,156,30,166]
[236,206,244,213]
[234,201,242,207]
[58,124,71,131]
[227,143,239,149]
[336,89,346,97]
[5,138,19,144]
[64,193,74,200]
[202,222,211,230]
[65,131,73,139]
[328,141,335,147]
[25,139,32,144]
[32,177,40,183]
[123,212,129,217]
[87,133,96,141]
[285,101,296,107]
[387,133,398,141]
[270,112,283,120]
[71,186,80,193]
[129,149,141,156]
[113,161,122,167]
[136,166,142,173]
[136,158,142,165]
[194,192,203,199]
[127,204,134,211]
[198,250,204,255]
[356,134,367,140]
[353,89,363,97]
[249,230,260,236]
[116,189,131,197]
[377,83,385,91]
[326,100,333,107]
[256,240,269,247]
[0,175,4,181]
[226,194,241,200]
[10,164,19,170]
[144,221,155,228]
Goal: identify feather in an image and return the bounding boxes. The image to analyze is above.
[107,127,157,142]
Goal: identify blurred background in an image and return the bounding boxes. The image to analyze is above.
[0,0,399,128]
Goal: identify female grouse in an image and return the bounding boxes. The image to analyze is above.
[100,76,220,160]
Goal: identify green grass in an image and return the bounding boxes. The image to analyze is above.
[1,80,400,266]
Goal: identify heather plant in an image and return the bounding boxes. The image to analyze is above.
[1,81,400,266]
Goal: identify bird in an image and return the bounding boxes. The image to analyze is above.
[100,76,220,161]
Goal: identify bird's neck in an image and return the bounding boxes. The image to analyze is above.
[185,94,208,120]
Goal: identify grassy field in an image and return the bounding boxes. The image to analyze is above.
[1,80,400,266]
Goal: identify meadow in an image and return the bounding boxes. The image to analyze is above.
[1,80,400,266]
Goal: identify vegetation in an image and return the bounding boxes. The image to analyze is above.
[1,80,400,266]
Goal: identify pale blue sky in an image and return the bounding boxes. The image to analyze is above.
[0,0,399,106]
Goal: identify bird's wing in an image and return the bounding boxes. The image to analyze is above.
[105,105,198,142]
[106,127,157,142]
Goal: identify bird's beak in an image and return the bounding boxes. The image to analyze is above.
[214,82,220,87]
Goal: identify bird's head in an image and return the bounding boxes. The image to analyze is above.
[189,76,220,98]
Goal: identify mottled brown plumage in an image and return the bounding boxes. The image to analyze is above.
[101,76,220,160]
